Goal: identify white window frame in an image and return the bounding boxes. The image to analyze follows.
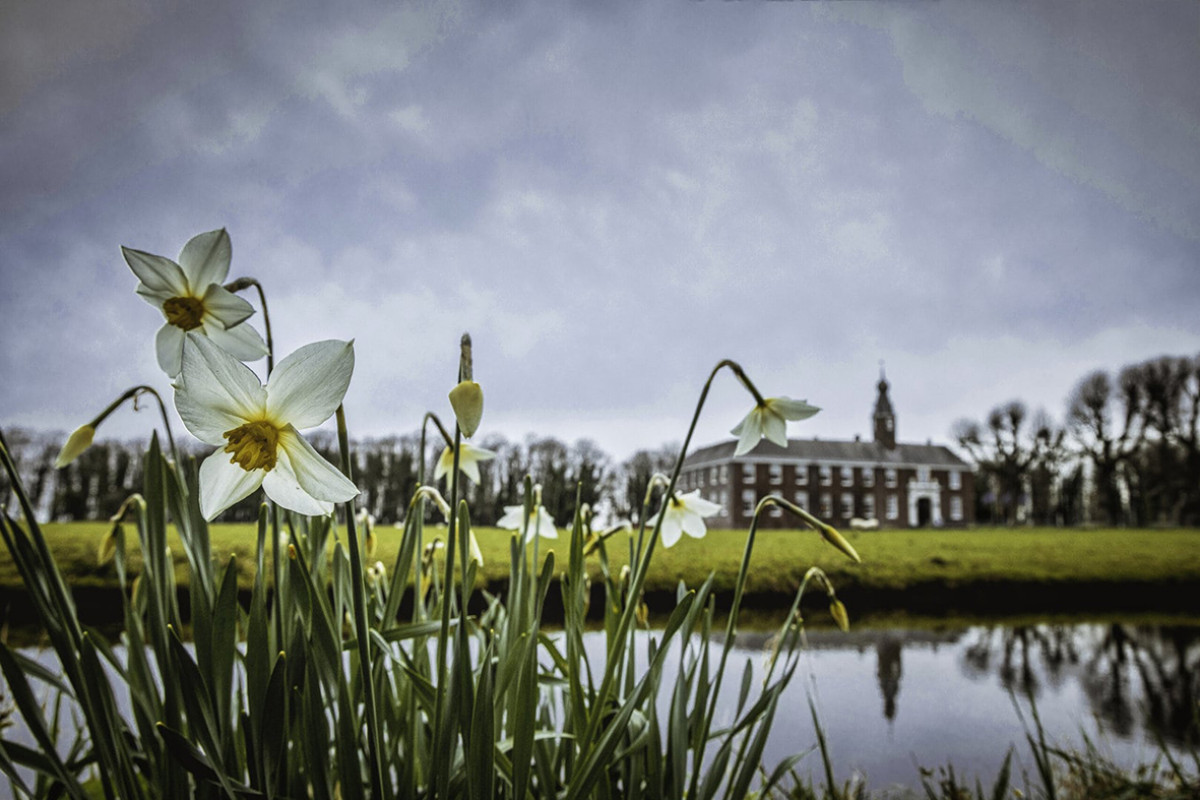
[949,470,962,490]
[951,496,963,521]
[820,492,833,517]
[862,467,875,488]
[819,465,833,486]
[840,466,854,485]
[885,468,898,488]
[769,464,783,485]
[839,492,854,519]
[796,465,809,486]
[886,494,899,520]
[863,494,875,518]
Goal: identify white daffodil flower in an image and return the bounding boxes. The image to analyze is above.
[730,396,820,457]
[434,442,496,485]
[123,229,268,377]
[174,333,359,520]
[648,490,723,548]
[496,504,558,544]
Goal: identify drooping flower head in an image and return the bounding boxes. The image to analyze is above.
[496,504,558,544]
[174,333,359,520]
[731,396,820,457]
[647,489,722,548]
[434,442,496,485]
[124,229,268,376]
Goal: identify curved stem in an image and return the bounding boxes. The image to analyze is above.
[419,412,455,486]
[224,276,274,374]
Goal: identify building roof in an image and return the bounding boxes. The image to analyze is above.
[684,437,969,469]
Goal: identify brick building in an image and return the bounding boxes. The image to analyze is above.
[679,373,974,529]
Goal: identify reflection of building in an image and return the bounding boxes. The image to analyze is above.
[876,635,902,722]
[680,372,975,528]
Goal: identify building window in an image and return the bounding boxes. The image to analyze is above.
[742,489,757,516]
[819,466,833,486]
[720,465,729,484]
[710,466,719,484]
[820,493,833,517]
[863,494,875,518]
[796,465,808,486]
[862,467,874,488]
[793,491,808,510]
[769,464,783,485]
[840,466,853,485]
[699,471,706,487]
[769,505,783,518]
[951,496,963,521]
[742,463,756,483]
[949,470,961,490]
[840,492,854,519]
[885,468,898,488]
[917,467,931,483]
[886,494,899,520]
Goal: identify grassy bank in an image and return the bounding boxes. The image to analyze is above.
[6,522,1200,620]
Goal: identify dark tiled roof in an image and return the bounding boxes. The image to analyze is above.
[684,438,969,468]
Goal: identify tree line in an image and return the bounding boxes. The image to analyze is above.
[0,427,679,528]
[953,352,1200,527]
[6,351,1196,529]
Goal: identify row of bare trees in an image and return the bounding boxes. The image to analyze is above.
[0,426,680,527]
[952,353,1200,527]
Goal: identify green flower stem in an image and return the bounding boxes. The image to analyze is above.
[226,276,284,650]
[84,385,180,468]
[583,358,749,755]
[223,276,274,374]
[432,339,470,799]
[418,411,455,485]
[336,404,385,800]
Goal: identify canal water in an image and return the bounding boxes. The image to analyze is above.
[12,621,1199,791]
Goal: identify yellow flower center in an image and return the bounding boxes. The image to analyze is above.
[162,296,205,330]
[223,421,279,472]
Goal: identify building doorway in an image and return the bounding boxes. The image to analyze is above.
[916,497,932,527]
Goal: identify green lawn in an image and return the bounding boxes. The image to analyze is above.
[7,522,1200,604]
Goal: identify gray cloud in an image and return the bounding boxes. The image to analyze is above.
[3,0,1198,460]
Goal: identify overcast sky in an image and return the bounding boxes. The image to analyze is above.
[3,0,1198,462]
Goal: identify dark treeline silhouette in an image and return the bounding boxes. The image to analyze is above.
[953,352,1200,527]
[0,427,682,528]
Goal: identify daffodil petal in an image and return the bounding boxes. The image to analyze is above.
[434,447,453,481]
[266,340,355,430]
[198,451,264,521]
[496,506,523,530]
[660,516,683,548]
[123,247,189,297]
[679,490,723,516]
[768,397,820,421]
[136,284,175,308]
[535,508,558,539]
[734,410,763,457]
[178,229,231,288]
[200,283,255,329]
[175,333,267,443]
[277,426,359,503]
[680,508,708,539]
[762,411,788,449]
[203,317,268,362]
[262,445,336,517]
[155,324,186,378]
[460,458,482,484]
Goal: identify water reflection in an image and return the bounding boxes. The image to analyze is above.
[952,623,1200,747]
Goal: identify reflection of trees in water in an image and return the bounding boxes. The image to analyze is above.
[1083,624,1200,747]
[960,625,1081,697]
[958,623,1200,746]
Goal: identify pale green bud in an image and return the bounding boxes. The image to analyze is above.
[55,424,96,468]
[448,380,484,437]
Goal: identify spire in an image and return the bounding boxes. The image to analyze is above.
[873,362,896,449]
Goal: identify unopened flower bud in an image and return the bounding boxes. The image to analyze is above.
[448,380,483,438]
[55,424,96,468]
